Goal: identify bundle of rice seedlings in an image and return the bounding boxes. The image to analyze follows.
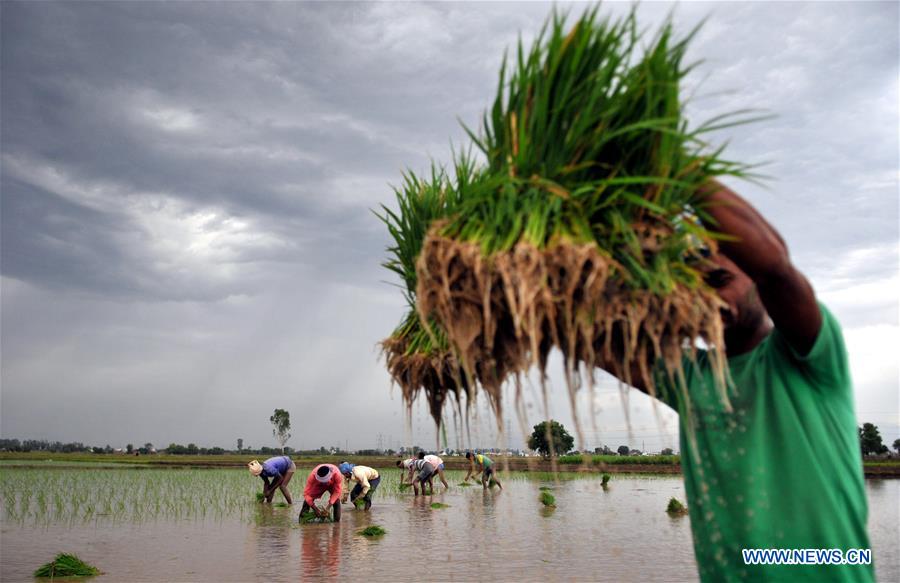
[539,490,557,507]
[666,496,689,516]
[34,553,100,578]
[430,502,450,509]
[378,162,481,428]
[358,525,387,537]
[601,473,611,486]
[299,510,334,524]
[415,7,753,441]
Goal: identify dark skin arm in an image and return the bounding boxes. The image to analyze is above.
[598,181,820,394]
[701,181,821,354]
[262,473,285,502]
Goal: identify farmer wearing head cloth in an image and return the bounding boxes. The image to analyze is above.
[338,461,381,511]
[247,455,296,504]
[300,463,343,522]
[395,457,417,488]
[600,182,873,582]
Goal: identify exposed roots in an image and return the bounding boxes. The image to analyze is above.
[380,336,469,430]
[416,228,730,443]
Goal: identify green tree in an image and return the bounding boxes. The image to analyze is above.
[270,409,291,453]
[237,438,243,453]
[126,444,133,454]
[858,423,887,455]
[661,447,674,456]
[893,438,900,454]
[617,445,630,456]
[527,420,575,458]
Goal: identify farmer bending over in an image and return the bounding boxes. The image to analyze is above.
[417,451,449,490]
[603,181,872,582]
[464,452,502,490]
[410,457,437,496]
[300,464,343,523]
[339,462,380,511]
[248,455,295,504]
[396,457,415,486]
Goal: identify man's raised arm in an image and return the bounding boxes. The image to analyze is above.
[702,181,821,354]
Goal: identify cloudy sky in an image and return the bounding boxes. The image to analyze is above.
[2,1,897,453]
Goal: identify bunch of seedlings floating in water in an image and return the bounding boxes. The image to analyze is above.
[666,497,689,516]
[34,553,100,578]
[430,502,450,509]
[539,491,556,507]
[378,6,756,452]
[601,474,611,487]
[358,525,387,537]
[458,481,473,487]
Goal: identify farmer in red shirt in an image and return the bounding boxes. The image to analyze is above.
[300,463,343,523]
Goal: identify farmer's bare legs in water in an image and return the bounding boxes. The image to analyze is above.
[435,466,449,490]
[277,462,295,504]
[482,466,502,491]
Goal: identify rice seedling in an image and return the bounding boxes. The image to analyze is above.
[34,553,100,578]
[396,6,756,446]
[538,486,553,491]
[377,164,474,433]
[539,491,556,507]
[354,498,366,510]
[458,482,472,487]
[666,497,689,516]
[358,525,387,537]
[430,502,450,509]
[601,474,611,486]
[255,492,265,502]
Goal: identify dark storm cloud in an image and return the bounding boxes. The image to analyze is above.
[1,2,897,448]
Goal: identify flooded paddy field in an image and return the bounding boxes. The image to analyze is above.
[1,466,897,581]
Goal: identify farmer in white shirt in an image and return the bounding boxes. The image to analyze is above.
[338,462,380,511]
[417,451,449,491]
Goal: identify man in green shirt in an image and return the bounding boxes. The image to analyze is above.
[611,182,873,582]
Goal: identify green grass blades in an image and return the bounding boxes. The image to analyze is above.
[539,491,556,507]
[666,497,688,515]
[430,502,450,509]
[357,525,387,537]
[407,6,756,434]
[299,510,333,524]
[458,482,472,487]
[601,474,611,486]
[34,553,100,578]
[255,492,265,502]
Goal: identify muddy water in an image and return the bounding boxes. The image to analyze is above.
[1,470,897,582]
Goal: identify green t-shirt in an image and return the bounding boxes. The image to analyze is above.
[657,303,873,582]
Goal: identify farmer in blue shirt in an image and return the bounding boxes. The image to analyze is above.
[248,455,296,504]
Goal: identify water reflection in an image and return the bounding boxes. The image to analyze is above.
[0,472,896,582]
[251,505,293,581]
[300,521,342,577]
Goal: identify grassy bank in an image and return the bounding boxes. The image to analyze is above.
[558,454,680,466]
[2,452,897,477]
